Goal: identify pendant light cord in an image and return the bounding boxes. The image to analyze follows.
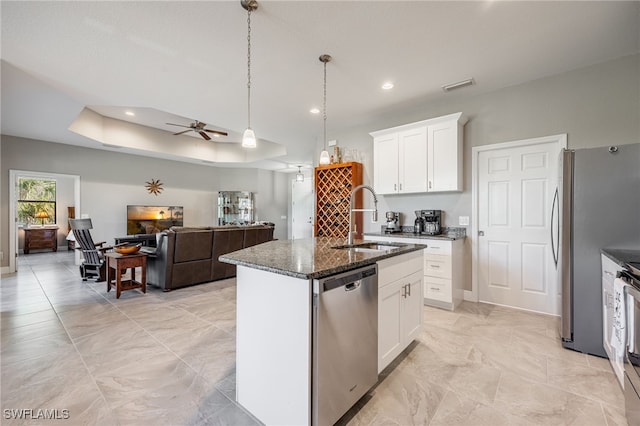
[247,8,252,129]
[322,59,327,151]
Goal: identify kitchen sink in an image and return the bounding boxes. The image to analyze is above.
[331,242,405,253]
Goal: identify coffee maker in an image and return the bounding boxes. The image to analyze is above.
[385,211,401,233]
[420,210,442,235]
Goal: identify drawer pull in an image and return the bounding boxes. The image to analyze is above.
[429,264,440,268]
[430,287,440,291]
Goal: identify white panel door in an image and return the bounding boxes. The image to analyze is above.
[291,178,313,239]
[399,127,427,193]
[478,141,560,314]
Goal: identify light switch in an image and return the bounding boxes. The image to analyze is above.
[459,216,470,226]
[281,215,287,220]
[328,139,338,147]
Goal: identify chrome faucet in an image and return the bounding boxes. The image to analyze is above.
[348,184,379,245]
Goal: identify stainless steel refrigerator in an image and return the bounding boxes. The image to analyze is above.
[557,144,640,357]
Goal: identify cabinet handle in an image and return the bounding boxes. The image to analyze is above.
[429,181,432,189]
[399,183,402,190]
[429,264,440,268]
[394,183,397,191]
[406,283,411,297]
[402,284,407,298]
[430,287,440,291]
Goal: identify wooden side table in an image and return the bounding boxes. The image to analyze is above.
[105,252,147,299]
[23,227,59,254]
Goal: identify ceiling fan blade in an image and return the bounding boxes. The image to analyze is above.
[166,122,191,129]
[199,131,211,141]
[204,129,229,136]
[173,130,192,136]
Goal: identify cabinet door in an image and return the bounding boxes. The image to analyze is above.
[378,280,404,373]
[373,134,399,194]
[427,120,462,192]
[403,271,423,343]
[398,127,427,193]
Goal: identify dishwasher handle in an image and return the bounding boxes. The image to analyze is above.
[318,266,377,293]
[345,281,361,291]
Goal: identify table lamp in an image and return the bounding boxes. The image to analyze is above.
[34,211,49,225]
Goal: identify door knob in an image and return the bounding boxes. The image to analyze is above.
[478,230,485,236]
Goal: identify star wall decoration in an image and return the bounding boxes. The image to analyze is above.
[145,178,164,196]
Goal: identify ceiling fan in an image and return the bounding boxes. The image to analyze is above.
[166,120,228,141]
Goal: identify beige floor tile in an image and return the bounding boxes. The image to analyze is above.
[1,252,629,425]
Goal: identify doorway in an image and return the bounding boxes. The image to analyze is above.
[291,178,313,240]
[472,134,566,315]
[8,170,81,273]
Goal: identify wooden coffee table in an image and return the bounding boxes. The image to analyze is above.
[105,252,147,299]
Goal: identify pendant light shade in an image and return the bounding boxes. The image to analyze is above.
[296,166,304,182]
[319,54,332,165]
[242,0,258,149]
[319,151,330,165]
[242,128,256,148]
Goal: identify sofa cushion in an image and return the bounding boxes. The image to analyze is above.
[174,230,213,263]
[211,228,245,281]
[172,260,212,287]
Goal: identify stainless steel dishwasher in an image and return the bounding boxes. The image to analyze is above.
[312,265,378,426]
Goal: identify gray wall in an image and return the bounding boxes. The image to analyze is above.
[2,54,638,271]
[0,137,289,267]
[322,54,639,233]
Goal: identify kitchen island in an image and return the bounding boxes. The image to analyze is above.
[219,237,425,426]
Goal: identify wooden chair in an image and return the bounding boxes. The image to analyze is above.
[69,218,112,281]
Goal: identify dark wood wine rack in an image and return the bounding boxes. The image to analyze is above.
[314,162,363,239]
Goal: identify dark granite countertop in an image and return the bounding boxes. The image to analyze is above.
[601,248,640,267]
[363,231,466,241]
[219,237,426,280]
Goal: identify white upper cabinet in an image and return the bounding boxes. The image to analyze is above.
[427,119,464,192]
[371,112,467,194]
[399,127,428,193]
[372,133,399,194]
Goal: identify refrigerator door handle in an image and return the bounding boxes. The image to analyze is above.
[551,187,559,267]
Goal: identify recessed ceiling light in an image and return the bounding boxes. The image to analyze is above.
[381,82,394,90]
[310,108,320,114]
[125,111,135,116]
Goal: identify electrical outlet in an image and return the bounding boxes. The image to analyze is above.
[328,139,338,147]
[459,216,470,226]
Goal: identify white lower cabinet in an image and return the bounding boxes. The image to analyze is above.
[602,253,624,387]
[377,251,423,373]
[367,235,465,311]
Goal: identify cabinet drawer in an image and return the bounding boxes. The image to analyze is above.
[424,276,452,303]
[423,240,451,255]
[378,251,423,288]
[424,254,451,279]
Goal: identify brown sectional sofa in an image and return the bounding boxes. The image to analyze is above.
[147,224,274,291]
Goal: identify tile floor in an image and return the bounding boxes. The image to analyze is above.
[1,251,627,425]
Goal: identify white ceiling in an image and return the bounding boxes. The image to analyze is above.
[1,1,638,171]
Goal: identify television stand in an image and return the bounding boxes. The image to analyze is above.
[114,234,157,247]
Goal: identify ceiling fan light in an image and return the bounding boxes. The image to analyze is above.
[319,150,331,165]
[242,128,257,148]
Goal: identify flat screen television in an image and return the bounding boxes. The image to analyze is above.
[127,205,183,235]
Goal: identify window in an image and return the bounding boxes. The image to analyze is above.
[17,178,56,226]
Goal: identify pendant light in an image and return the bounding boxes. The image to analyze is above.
[296,166,304,182]
[319,54,332,165]
[241,0,258,148]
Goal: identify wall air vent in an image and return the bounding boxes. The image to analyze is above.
[442,78,475,92]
